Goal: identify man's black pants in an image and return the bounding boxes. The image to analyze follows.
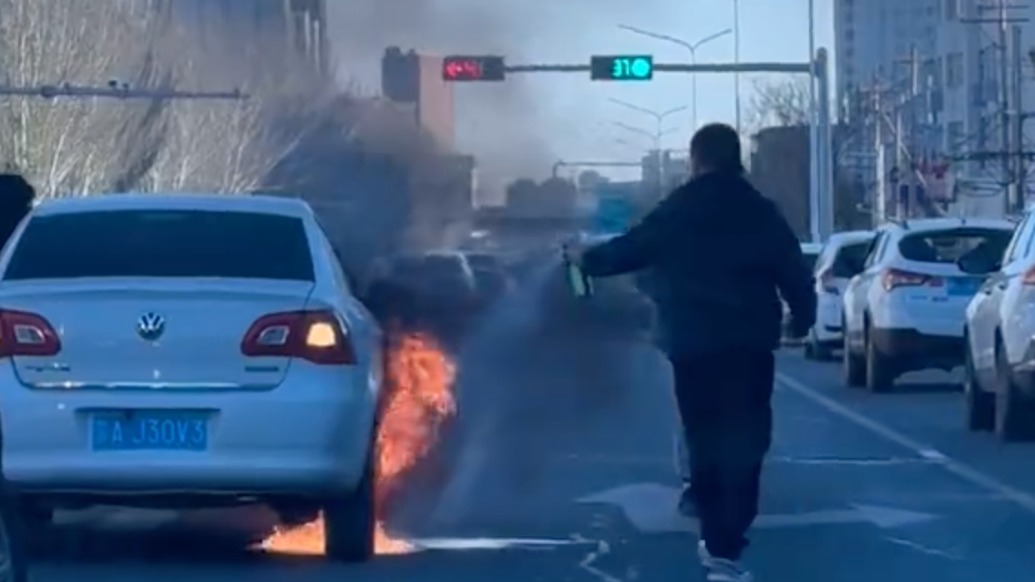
[671,348,774,561]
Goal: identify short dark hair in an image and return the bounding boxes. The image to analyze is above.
[690,123,744,173]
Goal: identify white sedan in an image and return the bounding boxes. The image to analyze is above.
[0,194,384,562]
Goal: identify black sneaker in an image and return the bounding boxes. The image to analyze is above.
[678,483,697,517]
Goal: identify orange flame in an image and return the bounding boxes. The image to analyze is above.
[262,331,457,556]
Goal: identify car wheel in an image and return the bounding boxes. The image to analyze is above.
[963,342,994,432]
[994,343,1035,442]
[843,320,865,387]
[323,446,376,563]
[865,326,895,393]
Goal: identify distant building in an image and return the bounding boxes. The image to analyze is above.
[750,125,809,239]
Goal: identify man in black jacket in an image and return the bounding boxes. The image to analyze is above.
[568,123,815,582]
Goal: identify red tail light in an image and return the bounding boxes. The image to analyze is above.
[818,269,838,294]
[1022,266,1035,285]
[241,310,356,365]
[882,268,942,291]
[0,309,61,357]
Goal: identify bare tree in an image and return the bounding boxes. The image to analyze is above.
[745,77,810,131]
[143,17,330,193]
[0,0,163,196]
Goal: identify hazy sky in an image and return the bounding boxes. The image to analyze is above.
[328,0,834,184]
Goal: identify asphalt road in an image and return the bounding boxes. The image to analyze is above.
[24,329,1035,581]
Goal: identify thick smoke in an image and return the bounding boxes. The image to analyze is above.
[325,1,562,189]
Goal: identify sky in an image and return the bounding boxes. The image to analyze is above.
[327,0,834,189]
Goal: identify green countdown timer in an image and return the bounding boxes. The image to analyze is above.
[590,55,654,81]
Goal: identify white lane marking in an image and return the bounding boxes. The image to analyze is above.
[411,536,592,551]
[579,483,937,533]
[573,536,623,582]
[776,372,1035,514]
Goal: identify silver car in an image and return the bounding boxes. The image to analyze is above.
[0,194,384,562]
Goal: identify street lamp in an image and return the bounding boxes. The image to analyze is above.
[608,98,688,145]
[611,120,678,151]
[617,25,732,131]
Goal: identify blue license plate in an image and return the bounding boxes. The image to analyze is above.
[91,411,208,451]
[947,278,981,296]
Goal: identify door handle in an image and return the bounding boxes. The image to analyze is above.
[996,281,1008,290]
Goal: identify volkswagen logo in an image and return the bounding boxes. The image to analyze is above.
[136,312,165,341]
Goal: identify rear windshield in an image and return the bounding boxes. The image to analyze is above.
[4,209,314,281]
[836,241,871,266]
[898,228,1012,264]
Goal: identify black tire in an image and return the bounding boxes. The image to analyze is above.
[963,341,994,432]
[323,447,376,563]
[994,344,1035,442]
[0,488,29,582]
[865,327,895,393]
[843,321,865,387]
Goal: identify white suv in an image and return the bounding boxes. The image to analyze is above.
[803,230,875,360]
[841,218,1014,392]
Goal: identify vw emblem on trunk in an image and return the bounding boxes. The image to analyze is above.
[136,312,165,341]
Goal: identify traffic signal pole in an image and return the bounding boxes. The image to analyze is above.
[444,52,833,242]
[0,83,247,100]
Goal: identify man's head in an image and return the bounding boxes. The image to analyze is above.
[689,123,744,177]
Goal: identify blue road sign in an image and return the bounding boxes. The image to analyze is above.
[593,195,634,234]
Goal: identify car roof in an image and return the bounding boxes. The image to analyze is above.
[823,230,875,248]
[880,217,1014,234]
[31,193,314,219]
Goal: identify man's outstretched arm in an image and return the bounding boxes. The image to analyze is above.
[580,194,681,278]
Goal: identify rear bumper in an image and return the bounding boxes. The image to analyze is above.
[0,364,378,499]
[871,327,963,366]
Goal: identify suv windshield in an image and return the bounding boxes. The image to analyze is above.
[898,228,1013,264]
[4,209,314,281]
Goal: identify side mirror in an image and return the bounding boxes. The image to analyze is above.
[957,250,999,275]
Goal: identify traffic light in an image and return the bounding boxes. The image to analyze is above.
[590,55,653,81]
[442,55,505,81]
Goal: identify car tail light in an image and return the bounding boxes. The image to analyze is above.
[818,269,839,294]
[241,310,356,365]
[0,310,61,357]
[1022,266,1035,285]
[882,268,942,291]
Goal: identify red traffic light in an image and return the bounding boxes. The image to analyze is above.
[442,56,505,81]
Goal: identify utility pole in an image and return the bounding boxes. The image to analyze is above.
[873,83,886,227]
[1013,24,1026,209]
[964,1,1029,214]
[894,44,922,219]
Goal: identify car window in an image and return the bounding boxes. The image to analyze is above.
[472,267,507,295]
[1017,215,1035,259]
[898,228,1013,264]
[835,241,871,267]
[4,209,314,281]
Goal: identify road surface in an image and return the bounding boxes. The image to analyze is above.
[27,342,1035,581]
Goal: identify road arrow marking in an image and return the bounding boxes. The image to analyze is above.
[577,483,938,534]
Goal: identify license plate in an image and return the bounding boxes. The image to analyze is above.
[947,278,981,296]
[91,411,208,451]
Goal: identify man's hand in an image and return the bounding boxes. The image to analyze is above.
[562,240,587,264]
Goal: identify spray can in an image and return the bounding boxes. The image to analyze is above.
[562,245,594,298]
